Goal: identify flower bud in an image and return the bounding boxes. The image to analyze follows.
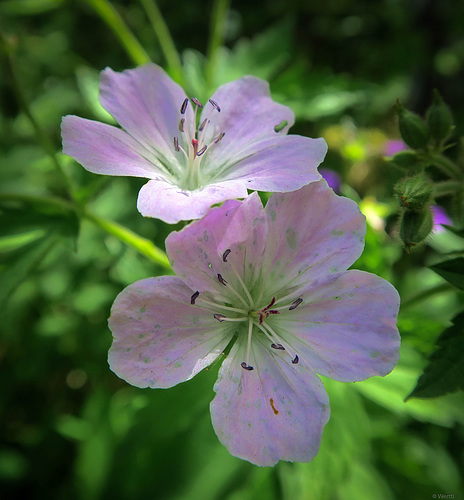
[389,150,428,170]
[426,90,454,143]
[396,100,429,150]
[399,207,434,250]
[394,175,434,212]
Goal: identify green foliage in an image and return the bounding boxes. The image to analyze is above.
[430,256,464,290]
[1,0,464,499]
[407,312,464,399]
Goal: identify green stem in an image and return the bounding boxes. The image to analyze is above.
[206,0,230,87]
[84,0,151,66]
[82,209,172,270]
[0,193,172,270]
[0,31,75,198]
[139,0,184,84]
[433,180,462,198]
[429,153,463,180]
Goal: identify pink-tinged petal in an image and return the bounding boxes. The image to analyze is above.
[99,64,189,165]
[108,276,233,389]
[210,337,330,466]
[216,135,325,192]
[61,115,164,178]
[274,270,400,382]
[263,180,366,292]
[137,177,248,224]
[202,76,295,159]
[166,192,267,295]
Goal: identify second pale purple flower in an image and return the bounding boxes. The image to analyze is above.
[61,63,327,223]
[108,180,400,466]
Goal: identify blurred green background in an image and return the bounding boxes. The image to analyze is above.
[1,0,464,499]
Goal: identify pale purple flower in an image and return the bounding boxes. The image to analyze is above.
[108,180,400,466]
[61,63,327,223]
[431,204,452,233]
[384,139,407,156]
[319,167,341,193]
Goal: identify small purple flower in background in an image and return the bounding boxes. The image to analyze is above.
[431,205,452,233]
[319,167,341,193]
[108,180,400,466]
[61,63,327,223]
[384,139,407,156]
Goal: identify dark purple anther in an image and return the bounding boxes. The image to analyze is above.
[199,118,208,132]
[209,99,221,112]
[241,362,254,371]
[222,249,231,262]
[180,98,189,114]
[178,118,185,132]
[292,355,299,364]
[214,132,225,144]
[197,145,208,156]
[173,137,180,152]
[217,274,227,286]
[271,343,285,350]
[190,291,199,304]
[191,97,203,108]
[289,298,303,311]
[214,314,227,322]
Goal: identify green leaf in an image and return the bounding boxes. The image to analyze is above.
[407,311,464,399]
[430,256,464,290]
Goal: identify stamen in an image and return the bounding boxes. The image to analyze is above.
[173,136,180,152]
[241,362,254,371]
[197,145,208,156]
[190,291,199,304]
[222,249,231,262]
[226,260,255,308]
[191,97,203,108]
[214,132,225,144]
[292,355,299,364]
[217,274,227,286]
[289,298,303,310]
[214,314,227,322]
[262,297,276,311]
[209,99,221,112]
[196,297,248,315]
[199,118,208,131]
[242,318,254,371]
[271,343,285,350]
[178,118,185,132]
[180,98,189,114]
[255,321,300,366]
[192,138,199,157]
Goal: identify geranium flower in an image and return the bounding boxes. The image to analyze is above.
[108,180,400,466]
[61,63,327,223]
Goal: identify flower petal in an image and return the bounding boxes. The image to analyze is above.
[137,177,248,224]
[274,270,400,382]
[210,336,330,466]
[202,76,295,157]
[216,135,326,192]
[263,180,366,292]
[99,64,189,166]
[61,115,163,178]
[108,276,233,389]
[165,192,267,295]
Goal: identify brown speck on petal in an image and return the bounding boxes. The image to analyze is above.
[270,398,279,415]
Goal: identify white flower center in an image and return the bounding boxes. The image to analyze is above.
[190,249,303,371]
[173,97,225,191]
